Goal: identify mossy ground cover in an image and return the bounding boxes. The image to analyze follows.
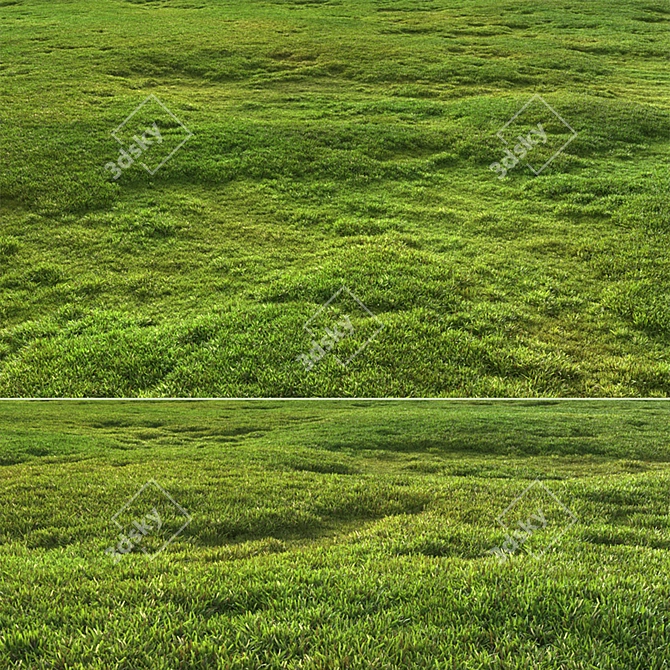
[1,0,669,396]
[0,400,669,668]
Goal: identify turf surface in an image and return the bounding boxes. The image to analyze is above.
[0,400,669,668]
[1,0,670,396]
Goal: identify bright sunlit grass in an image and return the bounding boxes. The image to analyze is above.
[1,0,669,396]
[0,400,669,668]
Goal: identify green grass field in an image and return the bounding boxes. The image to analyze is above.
[1,0,669,396]
[1,400,670,668]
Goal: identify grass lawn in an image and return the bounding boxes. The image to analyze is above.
[1,0,670,396]
[1,400,669,668]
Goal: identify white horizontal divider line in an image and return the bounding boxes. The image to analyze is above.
[0,397,667,402]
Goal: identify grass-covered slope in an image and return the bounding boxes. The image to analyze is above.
[1,400,669,668]
[1,0,669,396]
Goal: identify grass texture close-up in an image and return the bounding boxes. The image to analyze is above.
[1,0,669,396]
[0,400,670,668]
